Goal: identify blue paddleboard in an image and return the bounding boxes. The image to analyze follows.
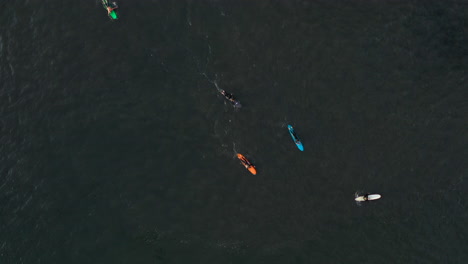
[287,125,304,151]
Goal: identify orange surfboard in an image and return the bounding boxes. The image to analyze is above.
[237,153,257,175]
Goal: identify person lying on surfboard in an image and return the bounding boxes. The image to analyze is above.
[237,153,257,175]
[362,193,370,201]
[105,2,118,16]
[240,159,252,170]
[291,131,300,143]
[355,193,381,202]
[220,90,241,108]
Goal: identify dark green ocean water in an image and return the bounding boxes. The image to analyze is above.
[1,0,467,263]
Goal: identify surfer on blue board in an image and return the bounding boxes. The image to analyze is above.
[291,131,299,143]
[220,90,242,108]
[290,130,300,144]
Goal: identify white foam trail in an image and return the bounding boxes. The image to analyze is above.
[9,63,14,77]
[213,80,221,91]
[232,142,238,157]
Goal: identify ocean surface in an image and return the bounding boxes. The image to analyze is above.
[1,0,467,263]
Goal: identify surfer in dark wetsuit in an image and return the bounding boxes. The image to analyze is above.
[105,1,118,15]
[220,90,242,108]
[220,90,233,100]
[290,129,300,144]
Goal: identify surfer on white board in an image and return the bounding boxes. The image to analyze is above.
[362,193,370,201]
[355,192,381,202]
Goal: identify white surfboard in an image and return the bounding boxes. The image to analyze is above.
[355,194,381,201]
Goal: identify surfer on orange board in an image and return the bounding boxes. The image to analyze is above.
[237,153,257,175]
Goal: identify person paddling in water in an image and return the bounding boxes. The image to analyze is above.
[106,2,118,16]
[291,131,300,144]
[362,193,370,201]
[220,89,241,108]
[288,128,300,144]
